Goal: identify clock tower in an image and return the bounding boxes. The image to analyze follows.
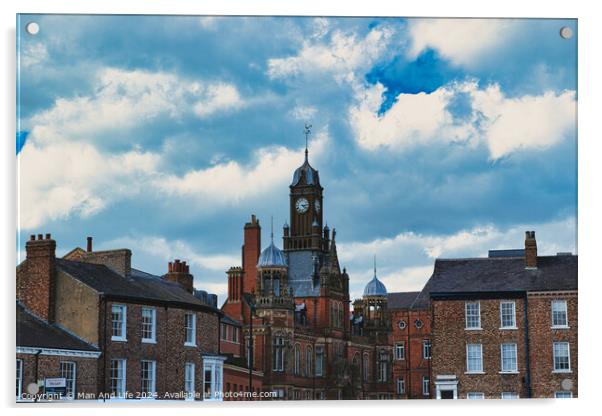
[284,125,324,252]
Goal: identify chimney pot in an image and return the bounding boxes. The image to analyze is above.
[37,234,43,240]
[86,236,93,252]
[45,233,51,240]
[168,262,173,273]
[30,235,35,241]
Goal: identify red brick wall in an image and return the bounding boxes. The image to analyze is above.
[223,365,264,400]
[528,292,578,397]
[242,216,261,295]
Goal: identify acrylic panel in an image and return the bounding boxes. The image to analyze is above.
[16,15,577,403]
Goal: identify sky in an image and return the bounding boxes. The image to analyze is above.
[16,15,577,304]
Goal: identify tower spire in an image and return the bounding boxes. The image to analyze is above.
[374,254,377,277]
[270,215,274,243]
[304,123,312,162]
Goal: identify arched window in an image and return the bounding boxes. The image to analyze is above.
[273,337,285,372]
[362,353,369,382]
[306,346,313,377]
[294,344,301,376]
[338,302,344,328]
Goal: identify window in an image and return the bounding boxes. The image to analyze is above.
[306,346,313,377]
[397,378,405,395]
[140,360,156,398]
[16,359,23,400]
[185,363,195,400]
[552,300,568,327]
[422,376,430,396]
[500,301,517,328]
[555,391,573,398]
[466,343,483,373]
[398,320,407,330]
[500,343,518,373]
[415,319,424,329]
[141,308,156,343]
[363,353,369,382]
[423,340,432,359]
[110,359,126,398]
[394,343,405,360]
[232,327,239,343]
[377,351,389,382]
[465,301,481,329]
[467,392,485,399]
[60,361,76,399]
[501,392,519,399]
[273,337,285,372]
[553,342,571,372]
[185,313,196,346]
[294,344,301,375]
[111,305,127,341]
[246,336,254,368]
[220,323,227,341]
[203,357,224,401]
[315,346,324,377]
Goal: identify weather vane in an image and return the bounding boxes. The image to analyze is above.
[304,123,312,160]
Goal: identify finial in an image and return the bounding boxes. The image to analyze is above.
[304,123,312,162]
[270,215,274,243]
[374,254,377,277]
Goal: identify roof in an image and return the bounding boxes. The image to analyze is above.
[257,242,287,268]
[16,303,99,352]
[412,255,578,308]
[291,155,320,187]
[363,275,387,297]
[387,291,420,309]
[56,259,220,312]
[221,315,241,327]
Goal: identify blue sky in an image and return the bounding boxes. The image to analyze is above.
[16,15,577,303]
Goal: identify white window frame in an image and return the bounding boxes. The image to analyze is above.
[394,343,405,360]
[315,345,324,377]
[184,363,195,401]
[60,361,77,399]
[500,343,518,373]
[501,392,519,399]
[16,359,23,400]
[551,300,569,328]
[555,391,573,398]
[140,360,156,399]
[466,343,483,374]
[553,342,571,373]
[422,376,430,396]
[500,301,517,329]
[423,339,432,360]
[465,301,481,330]
[185,313,197,347]
[202,357,224,401]
[141,308,156,344]
[110,359,127,398]
[111,304,127,342]
[467,392,485,399]
[397,378,405,395]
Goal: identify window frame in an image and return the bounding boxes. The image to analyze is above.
[203,357,224,401]
[423,339,432,360]
[394,342,405,360]
[465,301,481,330]
[141,307,157,344]
[466,343,484,374]
[184,362,195,401]
[552,342,571,373]
[501,392,519,399]
[273,337,285,372]
[500,301,517,329]
[16,358,23,400]
[500,343,518,373]
[185,313,197,347]
[551,300,569,328]
[110,359,127,398]
[59,361,77,399]
[422,376,430,396]
[140,360,157,399]
[294,343,301,376]
[555,391,573,398]
[306,346,313,377]
[315,345,324,377]
[467,392,485,399]
[397,378,405,395]
[111,304,127,342]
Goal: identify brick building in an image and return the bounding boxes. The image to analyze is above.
[16,233,224,401]
[414,231,578,399]
[220,146,394,400]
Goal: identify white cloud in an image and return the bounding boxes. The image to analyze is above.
[155,130,330,202]
[20,42,48,67]
[407,19,516,67]
[349,81,576,159]
[289,105,317,120]
[193,83,245,118]
[267,26,394,84]
[341,216,576,300]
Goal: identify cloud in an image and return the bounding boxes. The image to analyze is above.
[289,105,317,120]
[155,130,330,203]
[192,83,245,118]
[407,19,517,67]
[349,81,576,159]
[20,42,48,68]
[267,26,394,83]
[341,216,576,300]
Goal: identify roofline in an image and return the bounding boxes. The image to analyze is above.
[99,293,223,316]
[17,346,101,358]
[430,290,526,301]
[435,254,577,262]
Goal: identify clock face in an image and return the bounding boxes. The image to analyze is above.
[315,200,321,213]
[295,198,309,213]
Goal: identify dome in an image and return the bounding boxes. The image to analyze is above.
[363,275,387,297]
[291,153,320,187]
[257,242,287,268]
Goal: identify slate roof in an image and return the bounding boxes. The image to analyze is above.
[56,259,220,312]
[412,255,578,308]
[257,242,288,268]
[221,315,241,327]
[363,275,387,297]
[286,250,321,297]
[387,291,420,309]
[16,302,99,352]
[291,156,320,187]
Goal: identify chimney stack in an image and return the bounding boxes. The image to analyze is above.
[18,232,57,322]
[164,259,194,293]
[86,236,93,252]
[242,214,261,295]
[525,231,537,269]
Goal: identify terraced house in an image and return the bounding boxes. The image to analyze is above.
[16,234,224,401]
